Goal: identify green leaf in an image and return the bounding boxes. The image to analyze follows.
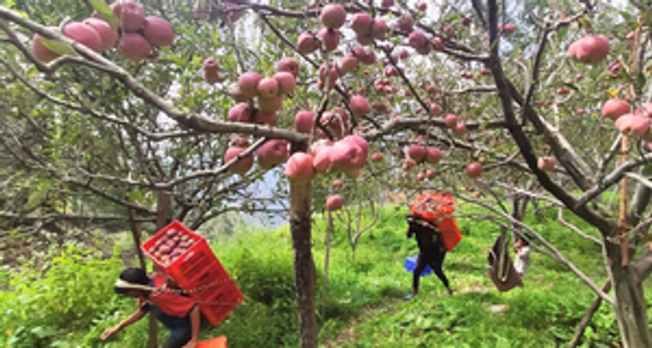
[127,190,145,202]
[642,164,652,178]
[40,39,77,57]
[88,0,119,29]
[23,185,49,212]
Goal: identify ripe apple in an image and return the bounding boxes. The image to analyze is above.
[537,156,557,172]
[285,152,315,184]
[466,162,482,178]
[568,35,610,65]
[326,195,344,211]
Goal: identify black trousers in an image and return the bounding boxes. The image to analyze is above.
[161,334,191,348]
[413,248,450,291]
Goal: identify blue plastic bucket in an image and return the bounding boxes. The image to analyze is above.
[405,255,433,277]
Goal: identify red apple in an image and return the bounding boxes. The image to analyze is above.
[407,144,427,163]
[285,152,315,184]
[295,110,315,133]
[238,71,263,100]
[142,16,174,47]
[425,147,442,165]
[350,12,373,34]
[568,35,610,65]
[111,1,146,32]
[277,57,299,78]
[615,114,650,138]
[601,98,631,121]
[32,27,61,63]
[537,156,557,172]
[257,77,279,99]
[273,72,296,95]
[444,114,459,128]
[320,4,346,29]
[466,162,482,178]
[82,18,118,51]
[326,195,344,211]
[349,95,370,117]
[227,103,253,123]
[63,22,103,52]
[224,146,254,175]
[256,139,288,169]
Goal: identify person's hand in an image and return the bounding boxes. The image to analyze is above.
[100,326,120,341]
[182,339,198,348]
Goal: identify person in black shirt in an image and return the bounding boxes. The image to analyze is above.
[405,214,453,300]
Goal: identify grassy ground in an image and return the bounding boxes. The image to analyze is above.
[1,203,642,347]
[203,204,624,347]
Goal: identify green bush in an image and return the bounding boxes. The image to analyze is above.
[0,244,125,348]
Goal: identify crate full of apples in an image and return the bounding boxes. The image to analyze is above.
[142,221,206,271]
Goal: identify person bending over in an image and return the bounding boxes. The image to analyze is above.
[405,214,453,300]
[101,267,200,348]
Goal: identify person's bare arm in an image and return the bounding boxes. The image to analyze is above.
[183,306,201,348]
[100,308,147,340]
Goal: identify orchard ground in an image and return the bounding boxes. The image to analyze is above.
[3,203,652,347]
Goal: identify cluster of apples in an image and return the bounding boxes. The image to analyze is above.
[602,98,652,141]
[444,114,468,137]
[228,59,298,126]
[148,229,197,266]
[32,0,173,63]
[296,136,369,211]
[220,58,300,175]
[285,134,370,183]
[401,136,443,182]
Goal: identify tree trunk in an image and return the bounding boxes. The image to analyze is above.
[321,210,333,316]
[603,240,652,348]
[145,191,173,348]
[289,142,317,348]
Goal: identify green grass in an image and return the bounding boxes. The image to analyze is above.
[198,205,622,347]
[0,204,640,347]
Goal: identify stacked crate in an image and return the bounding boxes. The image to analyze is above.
[142,221,245,326]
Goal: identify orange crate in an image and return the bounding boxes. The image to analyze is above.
[197,336,227,348]
[436,217,463,252]
[141,221,245,326]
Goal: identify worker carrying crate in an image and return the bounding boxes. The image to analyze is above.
[100,221,243,348]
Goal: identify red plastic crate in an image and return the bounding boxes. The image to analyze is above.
[142,221,205,271]
[168,240,229,290]
[193,281,245,326]
[141,221,245,326]
[436,217,463,252]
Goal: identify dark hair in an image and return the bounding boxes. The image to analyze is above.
[517,236,531,246]
[114,267,150,295]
